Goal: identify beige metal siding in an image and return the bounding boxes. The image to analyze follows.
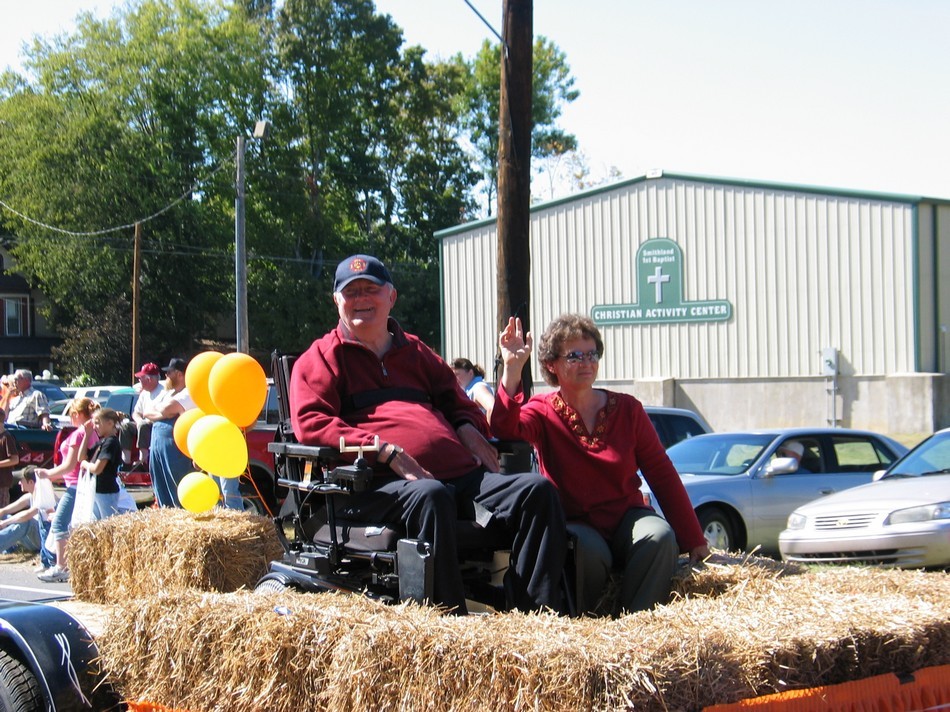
[442,176,919,383]
[441,225,498,371]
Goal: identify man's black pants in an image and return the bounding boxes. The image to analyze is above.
[335,469,567,615]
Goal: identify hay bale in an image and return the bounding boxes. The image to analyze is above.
[68,508,283,603]
[93,565,950,712]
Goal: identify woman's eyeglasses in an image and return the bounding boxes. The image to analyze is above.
[561,350,601,364]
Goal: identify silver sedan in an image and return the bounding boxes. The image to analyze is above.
[779,428,950,568]
[644,428,909,554]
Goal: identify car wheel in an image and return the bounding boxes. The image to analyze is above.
[698,507,735,551]
[0,648,43,712]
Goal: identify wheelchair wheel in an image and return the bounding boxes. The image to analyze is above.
[254,576,292,594]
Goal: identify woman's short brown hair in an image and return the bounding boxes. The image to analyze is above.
[537,313,604,386]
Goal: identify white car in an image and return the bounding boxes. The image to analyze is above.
[779,428,950,569]
[48,399,74,427]
[62,385,128,402]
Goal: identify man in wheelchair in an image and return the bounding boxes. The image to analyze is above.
[283,254,567,615]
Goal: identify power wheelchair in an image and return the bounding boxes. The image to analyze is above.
[254,352,564,613]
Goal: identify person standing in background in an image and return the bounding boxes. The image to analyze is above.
[451,358,496,419]
[143,358,195,508]
[5,370,52,431]
[119,362,165,469]
[35,397,100,583]
[79,408,124,519]
[0,409,20,508]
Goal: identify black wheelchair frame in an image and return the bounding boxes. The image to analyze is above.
[256,351,542,612]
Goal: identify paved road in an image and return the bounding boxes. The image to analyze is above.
[0,557,72,602]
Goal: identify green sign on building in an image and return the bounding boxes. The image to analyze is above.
[591,238,733,325]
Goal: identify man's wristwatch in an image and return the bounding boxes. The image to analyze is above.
[383,443,403,467]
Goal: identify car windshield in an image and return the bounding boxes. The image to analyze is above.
[35,382,68,401]
[882,431,950,479]
[666,433,775,475]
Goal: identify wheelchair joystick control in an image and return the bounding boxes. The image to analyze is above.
[329,436,380,493]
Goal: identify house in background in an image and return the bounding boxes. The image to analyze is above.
[0,244,61,377]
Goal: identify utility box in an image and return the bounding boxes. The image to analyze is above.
[821,347,839,377]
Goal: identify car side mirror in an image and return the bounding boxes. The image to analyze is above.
[872,469,887,482]
[764,457,800,476]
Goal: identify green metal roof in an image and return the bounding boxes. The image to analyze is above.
[435,170,950,239]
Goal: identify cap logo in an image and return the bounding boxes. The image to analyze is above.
[349,257,367,273]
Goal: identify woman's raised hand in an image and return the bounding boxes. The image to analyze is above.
[499,316,533,368]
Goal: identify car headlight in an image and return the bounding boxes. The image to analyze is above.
[786,512,807,530]
[885,502,950,525]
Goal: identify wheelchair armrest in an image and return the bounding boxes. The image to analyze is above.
[492,439,535,474]
[268,441,338,460]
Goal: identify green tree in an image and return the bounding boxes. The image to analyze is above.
[0,0,278,379]
[458,37,580,213]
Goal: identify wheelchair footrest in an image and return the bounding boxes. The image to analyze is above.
[396,538,433,604]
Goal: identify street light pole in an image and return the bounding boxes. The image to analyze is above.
[235,135,248,353]
[234,121,270,354]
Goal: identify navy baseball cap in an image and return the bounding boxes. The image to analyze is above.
[334,255,394,292]
[162,357,187,373]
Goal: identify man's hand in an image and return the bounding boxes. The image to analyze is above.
[387,449,435,481]
[456,422,500,473]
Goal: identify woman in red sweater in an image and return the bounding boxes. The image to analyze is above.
[491,313,709,615]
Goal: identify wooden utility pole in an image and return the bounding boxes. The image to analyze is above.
[496,0,533,395]
[131,222,142,383]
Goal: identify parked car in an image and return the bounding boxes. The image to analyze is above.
[48,398,73,427]
[6,424,61,472]
[778,428,950,569]
[644,406,711,449]
[28,380,69,402]
[642,428,909,554]
[62,384,127,402]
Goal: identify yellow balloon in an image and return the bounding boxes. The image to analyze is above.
[178,471,220,513]
[187,414,248,478]
[185,351,224,415]
[173,408,206,459]
[208,352,267,428]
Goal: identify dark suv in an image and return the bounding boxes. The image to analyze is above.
[643,406,712,448]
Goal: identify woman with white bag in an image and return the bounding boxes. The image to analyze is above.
[35,397,99,583]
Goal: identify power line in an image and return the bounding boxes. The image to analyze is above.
[0,157,233,238]
[462,0,505,48]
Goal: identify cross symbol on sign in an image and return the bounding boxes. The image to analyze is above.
[647,266,670,303]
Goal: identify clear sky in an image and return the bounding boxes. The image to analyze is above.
[3,0,949,200]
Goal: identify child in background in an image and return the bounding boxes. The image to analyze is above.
[79,408,123,519]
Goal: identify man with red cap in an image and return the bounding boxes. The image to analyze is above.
[119,362,164,469]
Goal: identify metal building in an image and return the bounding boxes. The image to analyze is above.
[437,171,949,439]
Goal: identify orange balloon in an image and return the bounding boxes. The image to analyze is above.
[208,352,267,428]
[173,408,206,459]
[185,351,223,415]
